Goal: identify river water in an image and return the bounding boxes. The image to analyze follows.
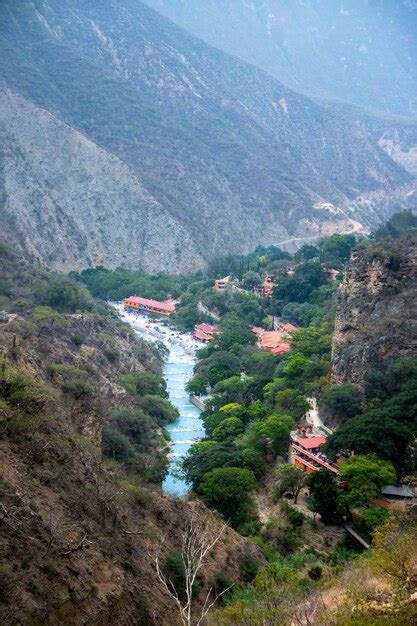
[112,304,204,495]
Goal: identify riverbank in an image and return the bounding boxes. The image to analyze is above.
[112,303,204,496]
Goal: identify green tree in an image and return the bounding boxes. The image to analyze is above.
[197,466,257,529]
[320,384,362,422]
[102,427,135,461]
[275,464,307,504]
[362,506,392,533]
[339,455,396,507]
[120,371,167,398]
[212,417,243,441]
[245,414,293,457]
[274,389,311,421]
[242,271,262,289]
[215,315,256,351]
[307,470,343,524]
[186,374,207,395]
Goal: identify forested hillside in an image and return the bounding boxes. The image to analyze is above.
[0,0,413,272]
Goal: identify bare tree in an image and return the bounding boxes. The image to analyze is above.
[154,504,233,626]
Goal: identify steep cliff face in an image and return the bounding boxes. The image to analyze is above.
[332,233,417,385]
[0,0,412,271]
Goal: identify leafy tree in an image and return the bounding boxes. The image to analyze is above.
[212,417,243,441]
[362,506,392,533]
[120,371,167,398]
[35,274,91,312]
[138,395,179,426]
[275,464,307,503]
[215,315,256,351]
[273,389,311,421]
[102,427,135,461]
[339,455,396,507]
[194,351,241,388]
[242,271,262,288]
[320,384,362,422]
[183,441,244,490]
[325,407,414,474]
[272,261,328,308]
[186,374,207,395]
[307,470,343,524]
[320,233,356,266]
[244,414,293,458]
[110,408,155,452]
[374,210,417,241]
[294,244,319,261]
[197,466,257,529]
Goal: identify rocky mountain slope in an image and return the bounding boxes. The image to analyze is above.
[0,0,413,272]
[0,243,256,624]
[144,0,417,119]
[332,232,417,385]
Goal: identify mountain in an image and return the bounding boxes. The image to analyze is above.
[0,0,413,272]
[143,0,417,119]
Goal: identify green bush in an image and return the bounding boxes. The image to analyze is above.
[120,371,167,398]
[48,363,92,398]
[283,503,304,529]
[308,565,322,580]
[161,550,202,601]
[102,427,135,461]
[70,335,84,346]
[239,553,260,583]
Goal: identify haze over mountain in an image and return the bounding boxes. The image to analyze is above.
[144,0,417,119]
[0,0,414,271]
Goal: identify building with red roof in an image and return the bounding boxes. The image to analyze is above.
[124,296,176,316]
[270,342,291,355]
[291,427,338,474]
[254,273,275,299]
[194,323,219,343]
[213,276,230,291]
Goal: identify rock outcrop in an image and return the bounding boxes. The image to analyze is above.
[332,233,417,385]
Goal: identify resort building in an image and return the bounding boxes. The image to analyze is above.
[213,276,231,291]
[123,296,176,316]
[251,327,292,355]
[194,323,219,343]
[291,426,338,474]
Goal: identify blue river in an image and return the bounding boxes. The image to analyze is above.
[113,304,204,495]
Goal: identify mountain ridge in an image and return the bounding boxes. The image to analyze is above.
[0,0,413,271]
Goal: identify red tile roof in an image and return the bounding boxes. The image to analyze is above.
[194,323,219,342]
[196,323,219,334]
[282,323,298,332]
[124,296,176,313]
[260,331,284,349]
[296,436,326,449]
[270,343,291,355]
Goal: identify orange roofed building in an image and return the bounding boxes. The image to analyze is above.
[291,425,338,474]
[194,323,219,343]
[213,276,230,291]
[251,327,291,355]
[124,296,176,316]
